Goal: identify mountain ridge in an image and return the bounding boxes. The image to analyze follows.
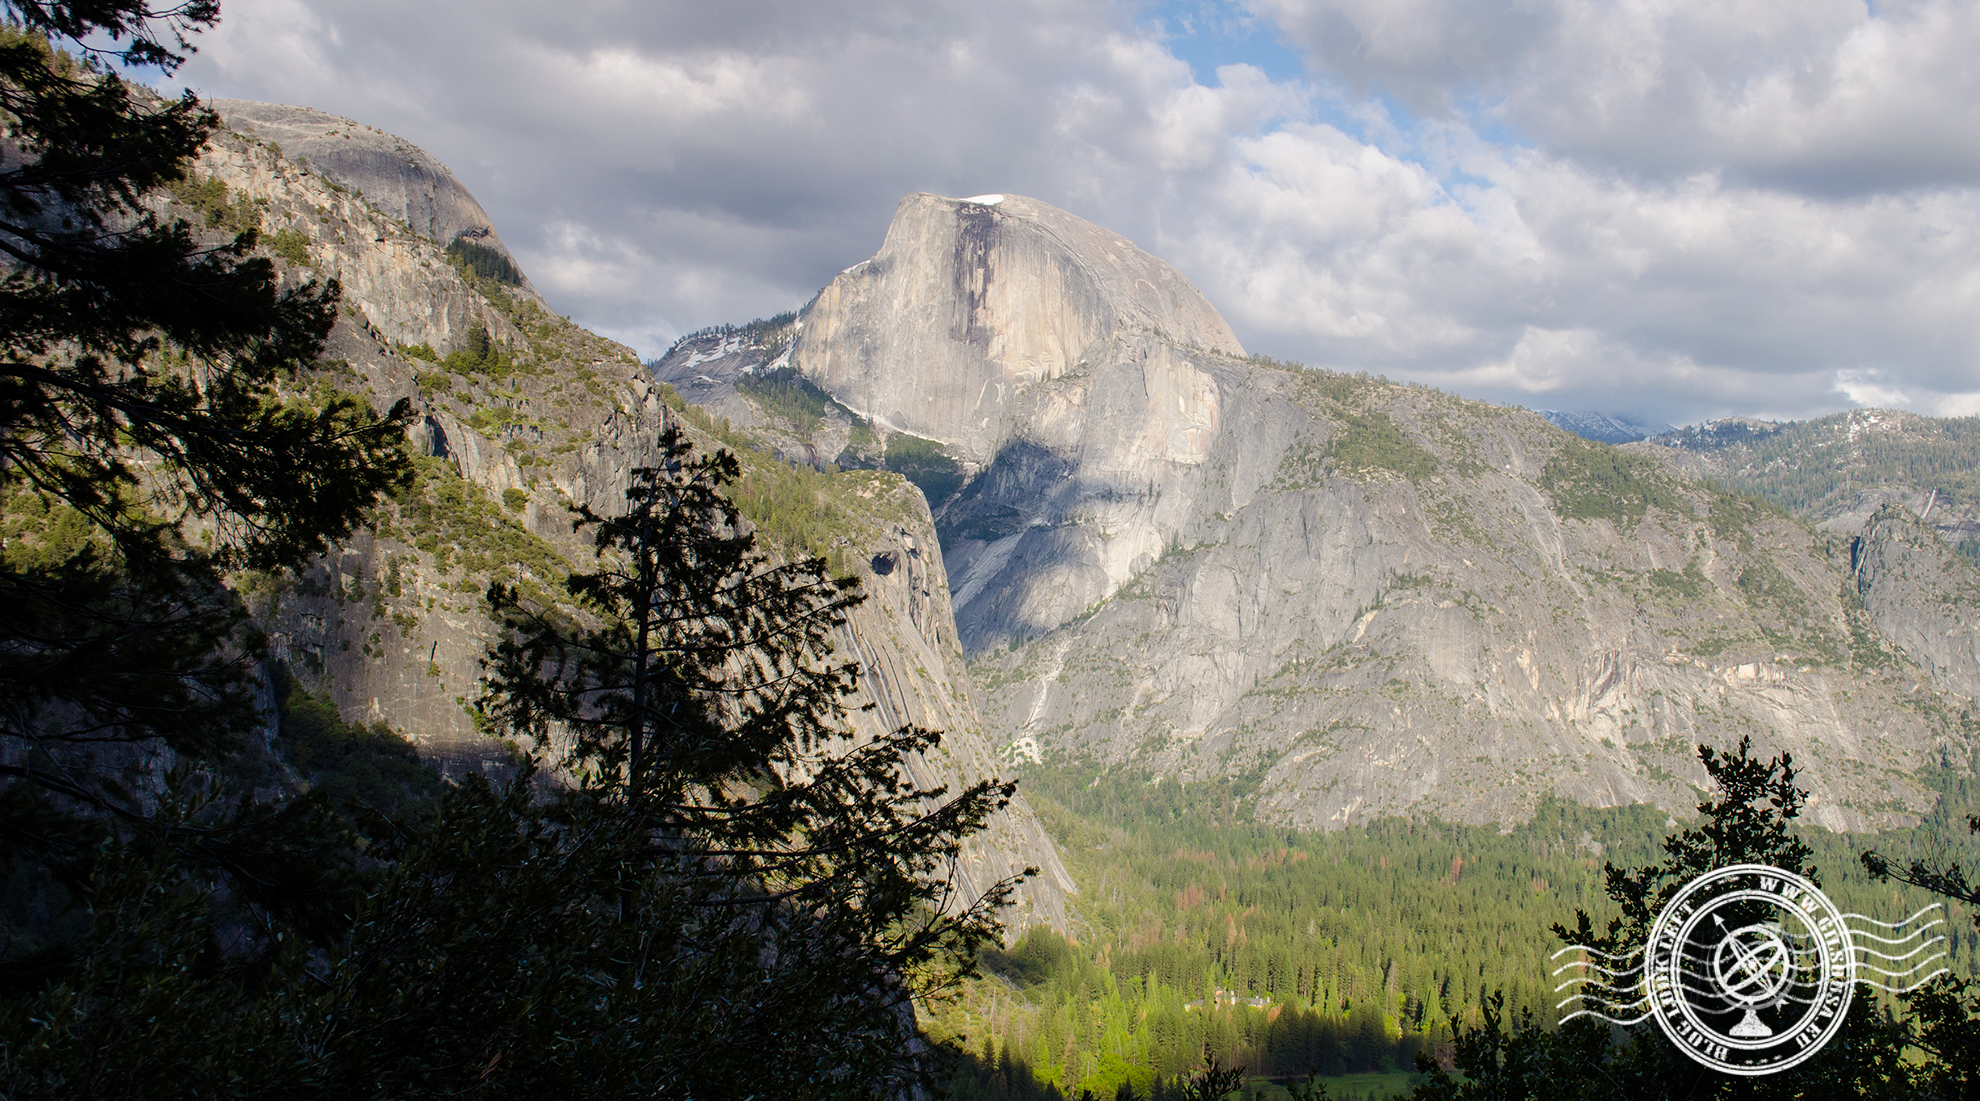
[658,191,1980,833]
[188,106,1074,931]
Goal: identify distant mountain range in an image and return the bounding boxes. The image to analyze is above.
[1539,410,1674,443]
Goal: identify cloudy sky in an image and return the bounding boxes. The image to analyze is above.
[163,0,1980,426]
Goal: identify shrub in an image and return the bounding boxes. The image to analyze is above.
[446,235,522,287]
[264,228,311,267]
[885,433,965,504]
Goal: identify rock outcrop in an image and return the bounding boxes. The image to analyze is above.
[794,193,1248,650]
[963,373,1961,832]
[1850,504,1980,703]
[215,100,541,300]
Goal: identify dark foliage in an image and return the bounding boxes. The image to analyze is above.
[1181,1053,1248,1101]
[3,426,1032,1099]
[0,0,410,1080]
[1406,738,1945,1100]
[0,0,412,928]
[269,662,440,818]
[886,432,965,504]
[1861,812,1980,1099]
[445,234,520,287]
[479,425,1031,1091]
[0,10,409,569]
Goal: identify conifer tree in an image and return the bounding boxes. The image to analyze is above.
[0,0,408,996]
[1861,812,1980,1098]
[1409,738,1922,1100]
[477,425,1031,1092]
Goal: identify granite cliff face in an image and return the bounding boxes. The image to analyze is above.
[187,118,658,759]
[215,100,541,300]
[769,193,1973,832]
[794,193,1248,650]
[189,111,1071,931]
[798,193,1243,466]
[1648,409,1980,712]
[819,480,1075,930]
[962,371,1961,831]
[1849,505,1980,704]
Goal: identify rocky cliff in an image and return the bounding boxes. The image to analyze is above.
[188,110,1071,931]
[184,117,657,759]
[215,99,542,300]
[765,192,1973,832]
[793,193,1247,651]
[1849,504,1980,704]
[797,193,1243,467]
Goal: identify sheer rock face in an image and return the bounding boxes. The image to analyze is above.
[191,121,666,760]
[795,193,1246,650]
[787,191,1966,831]
[1851,505,1980,703]
[960,372,1965,833]
[192,127,524,359]
[798,193,1241,467]
[824,500,1075,933]
[213,100,542,301]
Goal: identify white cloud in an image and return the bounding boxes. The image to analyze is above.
[170,0,1980,426]
[1835,369,1914,409]
[1255,0,1980,193]
[1933,392,1980,418]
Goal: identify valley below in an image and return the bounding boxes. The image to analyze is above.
[11,79,1980,1100]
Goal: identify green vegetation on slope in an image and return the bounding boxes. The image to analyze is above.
[1540,436,1682,526]
[379,456,565,601]
[886,432,966,504]
[932,760,1980,1099]
[1326,409,1439,483]
[167,171,262,233]
[445,235,522,287]
[736,365,838,435]
[1668,410,1980,524]
[668,395,926,575]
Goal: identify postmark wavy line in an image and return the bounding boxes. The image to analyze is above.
[1857,969,1950,994]
[1550,944,1643,962]
[1852,937,1947,963]
[1551,959,1646,979]
[1841,904,1944,929]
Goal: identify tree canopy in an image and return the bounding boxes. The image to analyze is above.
[1408,738,1976,1101]
[0,0,414,971]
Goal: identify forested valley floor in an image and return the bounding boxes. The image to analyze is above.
[933,762,1980,1099]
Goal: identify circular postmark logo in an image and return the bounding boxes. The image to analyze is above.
[1643,864,1853,1075]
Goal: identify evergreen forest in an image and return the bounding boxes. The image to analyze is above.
[931,760,1980,1099]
